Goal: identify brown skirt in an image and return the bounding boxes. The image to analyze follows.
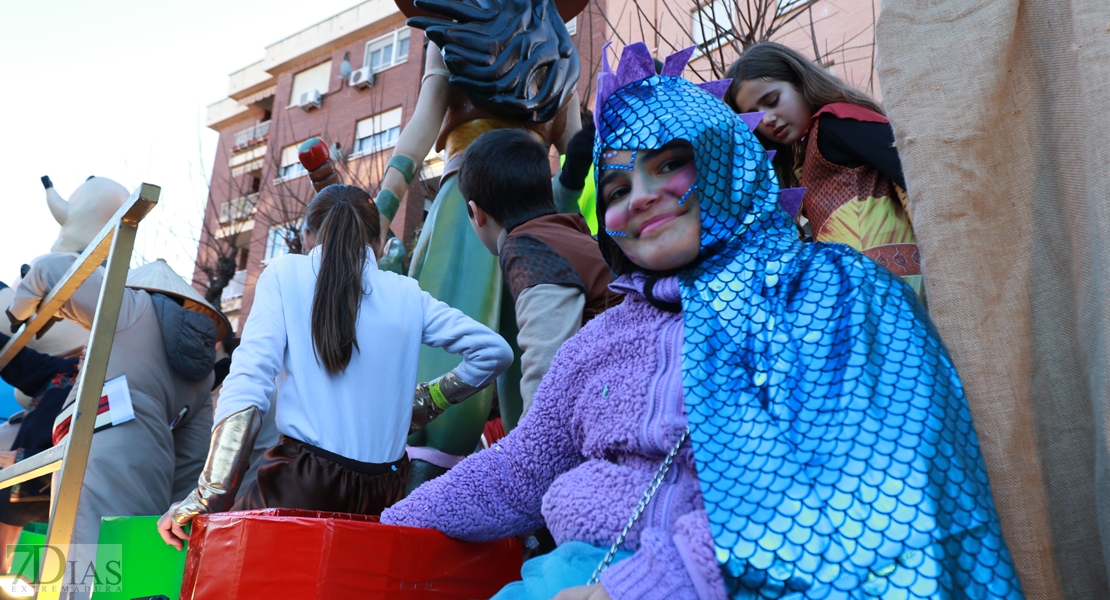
[234,436,408,516]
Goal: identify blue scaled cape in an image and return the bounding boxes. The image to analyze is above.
[593,43,1023,599]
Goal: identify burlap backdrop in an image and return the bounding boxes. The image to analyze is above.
[876,1,1110,597]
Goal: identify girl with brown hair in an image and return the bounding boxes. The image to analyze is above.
[157,184,512,549]
[728,42,923,298]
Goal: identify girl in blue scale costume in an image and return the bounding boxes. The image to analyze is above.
[385,42,1024,600]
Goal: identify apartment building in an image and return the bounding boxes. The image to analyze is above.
[197,1,428,333]
[196,0,877,334]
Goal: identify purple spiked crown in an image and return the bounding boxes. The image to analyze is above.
[593,42,735,130]
[593,41,807,221]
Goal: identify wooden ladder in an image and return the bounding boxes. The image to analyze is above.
[0,183,160,600]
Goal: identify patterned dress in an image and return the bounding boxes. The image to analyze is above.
[799,103,923,297]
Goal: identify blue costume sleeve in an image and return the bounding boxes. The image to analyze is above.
[0,333,78,398]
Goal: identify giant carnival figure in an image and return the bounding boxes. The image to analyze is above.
[0,175,130,571]
[3,175,227,597]
[300,0,587,490]
[393,0,588,488]
[0,176,129,473]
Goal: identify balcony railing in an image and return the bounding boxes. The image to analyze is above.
[233,120,270,151]
[217,193,258,225]
[221,269,248,302]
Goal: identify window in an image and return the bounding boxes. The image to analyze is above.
[353,107,403,156]
[237,246,250,270]
[365,28,411,73]
[691,1,736,52]
[565,16,577,36]
[278,143,307,180]
[289,61,332,107]
[421,148,447,180]
[265,223,298,261]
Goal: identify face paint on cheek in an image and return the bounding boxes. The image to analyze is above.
[604,207,628,237]
[661,164,698,206]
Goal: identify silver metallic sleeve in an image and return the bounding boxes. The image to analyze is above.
[169,406,262,525]
[409,370,484,433]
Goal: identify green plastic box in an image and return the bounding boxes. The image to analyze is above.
[91,515,187,600]
[4,522,47,584]
[16,522,46,548]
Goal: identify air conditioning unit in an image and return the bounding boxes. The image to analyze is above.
[297,89,323,111]
[350,66,374,90]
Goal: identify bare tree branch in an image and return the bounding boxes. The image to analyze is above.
[592,0,874,91]
[867,0,877,94]
[592,0,626,46]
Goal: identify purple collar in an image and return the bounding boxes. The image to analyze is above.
[611,272,681,307]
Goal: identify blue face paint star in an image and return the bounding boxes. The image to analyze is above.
[591,42,1024,600]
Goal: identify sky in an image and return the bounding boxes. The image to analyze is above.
[0,0,363,287]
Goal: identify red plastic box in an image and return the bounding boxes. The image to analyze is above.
[180,509,522,599]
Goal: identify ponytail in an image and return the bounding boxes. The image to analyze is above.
[303,184,381,374]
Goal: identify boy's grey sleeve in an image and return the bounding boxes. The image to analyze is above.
[515,283,584,415]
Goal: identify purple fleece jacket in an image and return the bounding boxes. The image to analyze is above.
[382,273,727,600]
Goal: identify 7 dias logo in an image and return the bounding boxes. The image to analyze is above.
[2,544,122,597]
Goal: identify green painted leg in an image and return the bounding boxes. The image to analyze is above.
[496,283,524,432]
[406,174,502,476]
[403,459,449,496]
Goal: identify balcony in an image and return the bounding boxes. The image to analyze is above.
[233,120,270,152]
[229,145,267,178]
[220,269,248,312]
[215,194,258,240]
[218,194,258,225]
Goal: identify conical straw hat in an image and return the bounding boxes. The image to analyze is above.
[126,259,231,341]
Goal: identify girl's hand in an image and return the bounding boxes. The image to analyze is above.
[156,506,190,551]
[552,584,612,600]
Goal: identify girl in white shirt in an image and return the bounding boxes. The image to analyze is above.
[158,184,512,548]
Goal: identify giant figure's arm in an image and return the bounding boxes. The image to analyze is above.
[377,43,452,243]
[42,176,70,227]
[8,253,142,333]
